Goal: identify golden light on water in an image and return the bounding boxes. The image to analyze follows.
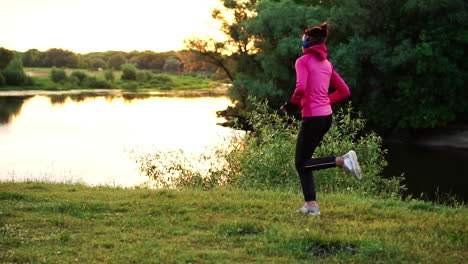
[0,95,237,186]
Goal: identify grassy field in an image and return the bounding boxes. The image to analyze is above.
[23,67,118,79]
[0,68,220,92]
[0,182,466,263]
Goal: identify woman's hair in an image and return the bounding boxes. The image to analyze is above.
[303,22,333,46]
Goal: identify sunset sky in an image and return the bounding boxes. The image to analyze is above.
[0,0,226,54]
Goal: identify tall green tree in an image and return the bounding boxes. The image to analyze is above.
[3,55,27,85]
[209,0,328,120]
[0,47,14,70]
[22,49,43,67]
[329,0,468,131]
[203,0,468,134]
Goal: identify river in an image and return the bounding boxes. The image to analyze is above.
[0,90,236,187]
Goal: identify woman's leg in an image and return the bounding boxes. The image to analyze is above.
[295,115,334,203]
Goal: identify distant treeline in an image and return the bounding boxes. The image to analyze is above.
[22,48,230,74]
[0,47,229,87]
[20,49,181,72]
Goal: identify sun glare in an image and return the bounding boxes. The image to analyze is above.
[0,0,226,53]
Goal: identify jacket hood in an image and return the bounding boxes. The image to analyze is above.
[303,44,328,60]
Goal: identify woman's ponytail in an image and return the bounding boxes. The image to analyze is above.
[304,22,333,46]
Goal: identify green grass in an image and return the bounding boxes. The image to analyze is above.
[0,182,466,263]
[0,77,54,91]
[0,68,221,92]
[24,67,115,79]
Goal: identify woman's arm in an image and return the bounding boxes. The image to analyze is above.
[291,58,308,105]
[328,70,350,104]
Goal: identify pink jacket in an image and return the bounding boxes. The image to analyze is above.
[291,44,350,117]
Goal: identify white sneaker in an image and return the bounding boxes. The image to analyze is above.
[297,203,320,216]
[343,150,362,180]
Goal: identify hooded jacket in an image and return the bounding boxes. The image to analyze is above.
[291,44,350,117]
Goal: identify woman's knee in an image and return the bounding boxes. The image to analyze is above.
[295,160,305,171]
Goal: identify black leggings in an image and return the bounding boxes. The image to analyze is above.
[295,115,336,201]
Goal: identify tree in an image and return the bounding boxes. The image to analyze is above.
[184,38,235,81]
[163,55,181,72]
[177,50,217,74]
[130,51,172,71]
[43,48,78,68]
[328,0,468,131]
[107,53,126,70]
[203,0,468,134]
[22,49,43,67]
[3,55,27,85]
[184,0,260,82]
[198,0,326,120]
[0,47,14,70]
[87,57,106,70]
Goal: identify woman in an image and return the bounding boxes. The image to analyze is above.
[281,22,362,216]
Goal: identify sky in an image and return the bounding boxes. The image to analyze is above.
[0,0,226,54]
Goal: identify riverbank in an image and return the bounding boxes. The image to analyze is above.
[0,67,224,92]
[0,85,229,98]
[1,182,466,263]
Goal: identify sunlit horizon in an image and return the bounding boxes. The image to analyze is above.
[0,0,227,54]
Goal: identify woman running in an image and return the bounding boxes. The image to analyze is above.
[281,22,362,216]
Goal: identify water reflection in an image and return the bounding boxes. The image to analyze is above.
[0,96,32,124]
[0,93,236,187]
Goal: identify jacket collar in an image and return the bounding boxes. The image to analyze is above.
[303,44,328,60]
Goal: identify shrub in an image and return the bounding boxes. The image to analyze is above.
[23,76,34,86]
[70,71,87,84]
[3,56,27,85]
[150,74,174,89]
[121,81,138,91]
[121,64,137,80]
[50,67,67,83]
[104,69,114,82]
[82,77,112,89]
[151,74,172,84]
[225,99,405,198]
[136,70,152,82]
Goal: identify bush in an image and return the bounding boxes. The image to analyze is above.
[225,99,405,198]
[3,56,27,85]
[151,74,172,84]
[70,71,87,84]
[149,74,174,89]
[104,69,114,82]
[23,76,34,86]
[121,81,139,91]
[121,64,137,80]
[50,67,67,83]
[136,70,152,82]
[82,77,112,89]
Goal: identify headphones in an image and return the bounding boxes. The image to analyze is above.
[302,35,311,48]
